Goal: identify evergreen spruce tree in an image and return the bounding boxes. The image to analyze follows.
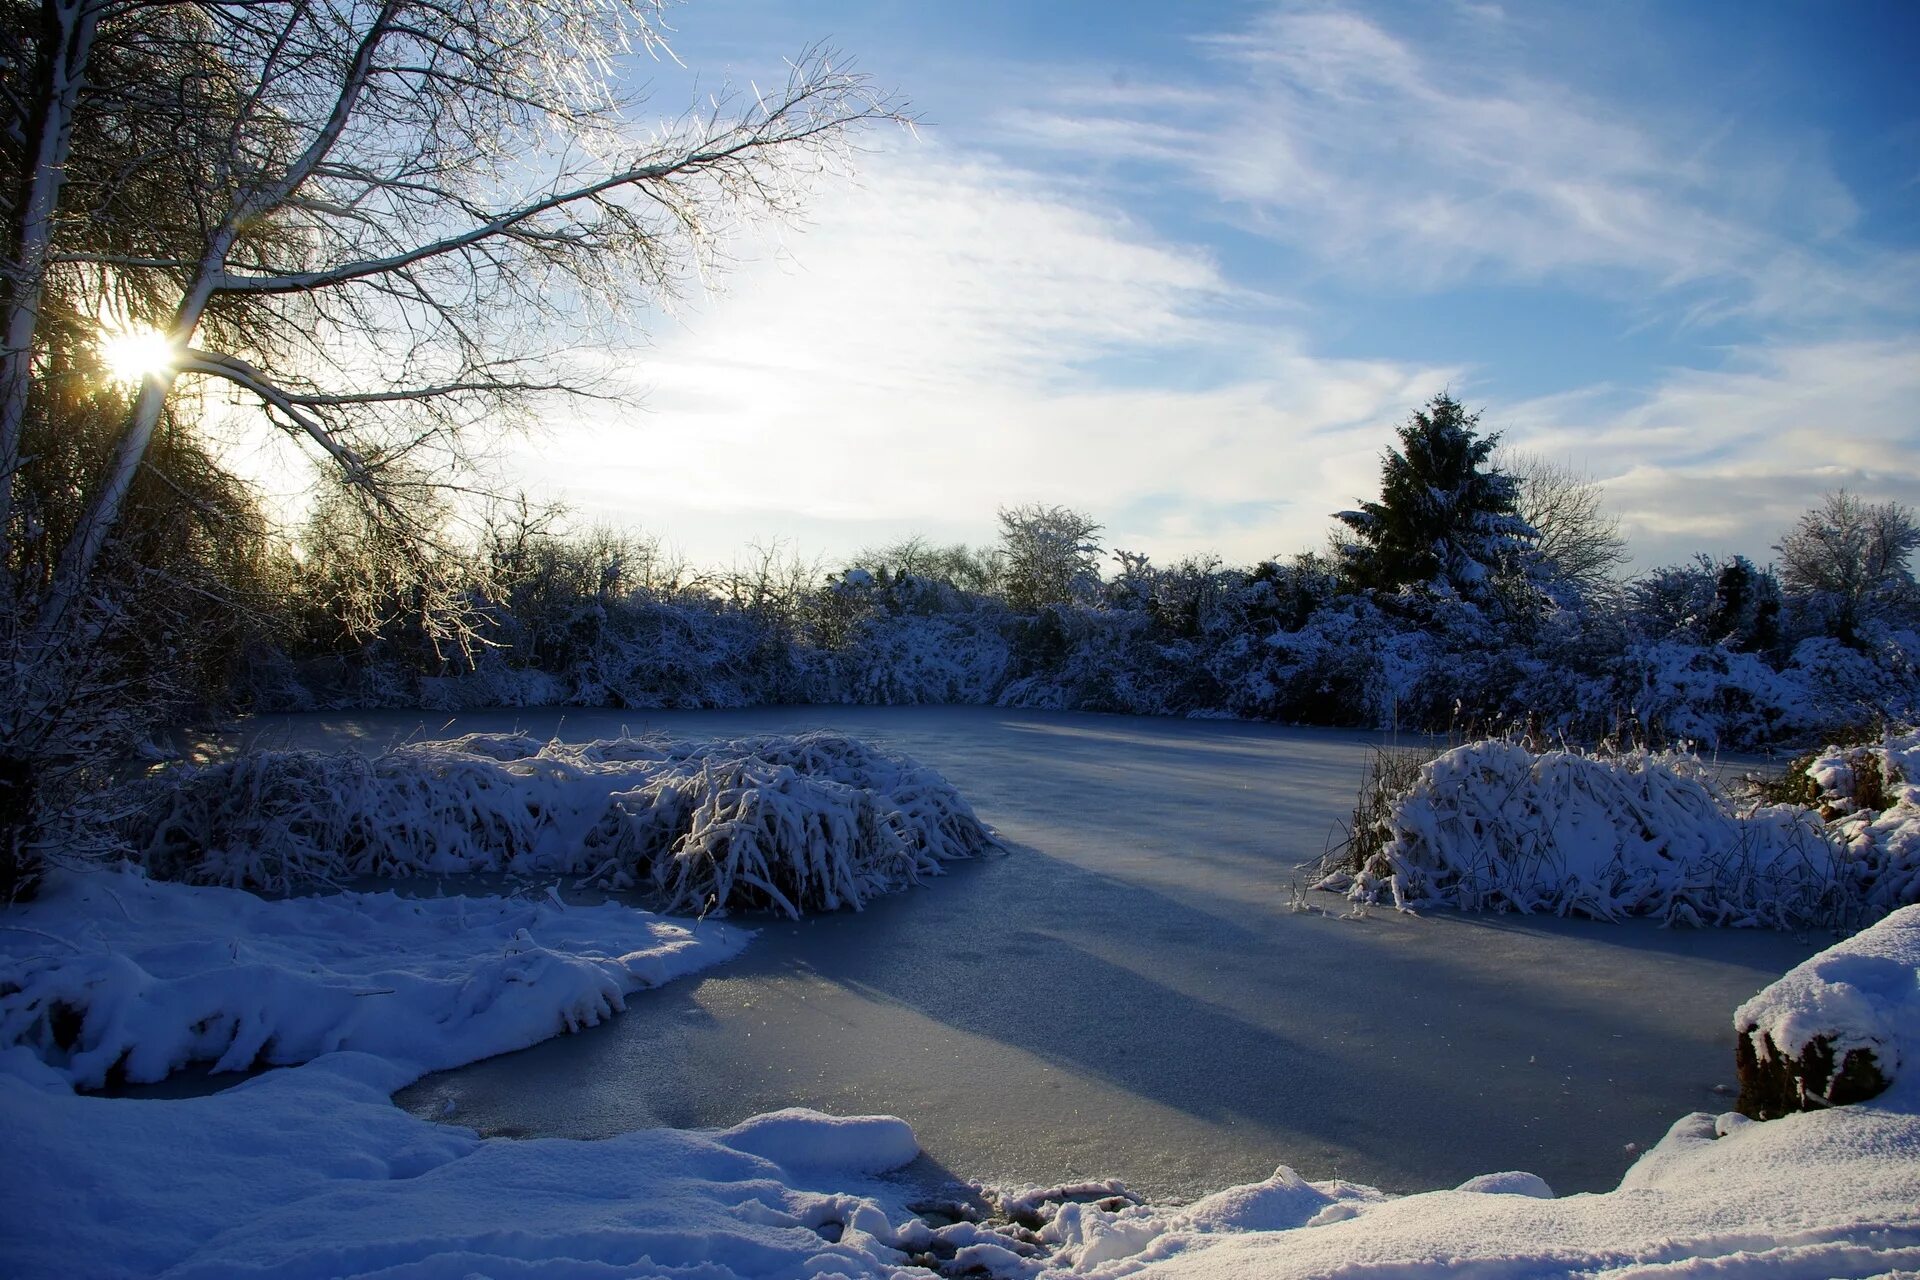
[1335,394,1535,606]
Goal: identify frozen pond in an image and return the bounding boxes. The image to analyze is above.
[238,706,1821,1201]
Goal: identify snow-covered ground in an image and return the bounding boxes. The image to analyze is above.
[4,868,1916,1277]
[0,867,749,1089]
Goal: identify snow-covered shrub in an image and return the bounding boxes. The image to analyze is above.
[1330,744,1441,877]
[805,612,1011,705]
[1616,640,1811,749]
[1787,728,1920,921]
[119,732,998,917]
[997,607,1209,715]
[416,659,565,711]
[581,599,796,708]
[1787,631,1920,734]
[1322,739,1852,927]
[1207,597,1389,724]
[1106,549,1240,639]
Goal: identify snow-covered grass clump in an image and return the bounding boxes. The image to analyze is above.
[0,867,748,1089]
[1321,740,1861,927]
[121,730,999,917]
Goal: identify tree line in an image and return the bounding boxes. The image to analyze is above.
[237,393,1917,757]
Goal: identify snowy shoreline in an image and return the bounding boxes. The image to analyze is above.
[4,867,1917,1278]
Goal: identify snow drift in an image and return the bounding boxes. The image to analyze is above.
[120,730,1000,917]
[0,867,748,1089]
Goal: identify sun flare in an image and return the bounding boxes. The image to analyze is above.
[98,327,177,384]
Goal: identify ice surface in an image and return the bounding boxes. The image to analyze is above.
[252,707,1820,1200]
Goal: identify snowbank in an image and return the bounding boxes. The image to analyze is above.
[1321,739,1855,927]
[0,1053,933,1280]
[0,867,748,1088]
[14,1043,1914,1278]
[123,730,1000,916]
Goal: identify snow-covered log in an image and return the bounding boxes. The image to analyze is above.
[120,731,999,917]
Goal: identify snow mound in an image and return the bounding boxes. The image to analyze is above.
[0,1052,940,1280]
[1180,1168,1387,1233]
[1452,1170,1554,1197]
[0,867,747,1089]
[718,1107,919,1174]
[123,730,1000,917]
[1323,739,1869,928]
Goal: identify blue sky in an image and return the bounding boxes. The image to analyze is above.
[515,0,1920,573]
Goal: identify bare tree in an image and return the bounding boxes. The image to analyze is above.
[0,0,903,892]
[1774,490,1920,642]
[1499,450,1629,602]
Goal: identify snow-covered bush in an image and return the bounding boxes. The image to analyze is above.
[1322,739,1859,927]
[1793,728,1920,921]
[1787,630,1920,731]
[119,732,999,917]
[233,517,1920,753]
[998,607,1216,716]
[1207,597,1389,724]
[579,599,796,708]
[1616,640,1812,749]
[804,612,1012,706]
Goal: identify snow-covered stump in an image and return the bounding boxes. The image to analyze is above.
[1734,904,1917,1119]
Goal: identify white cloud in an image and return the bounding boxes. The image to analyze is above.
[514,137,1916,578]
[513,144,1455,567]
[1499,337,1920,568]
[1002,4,1913,325]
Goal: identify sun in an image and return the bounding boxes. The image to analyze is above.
[98,327,177,384]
